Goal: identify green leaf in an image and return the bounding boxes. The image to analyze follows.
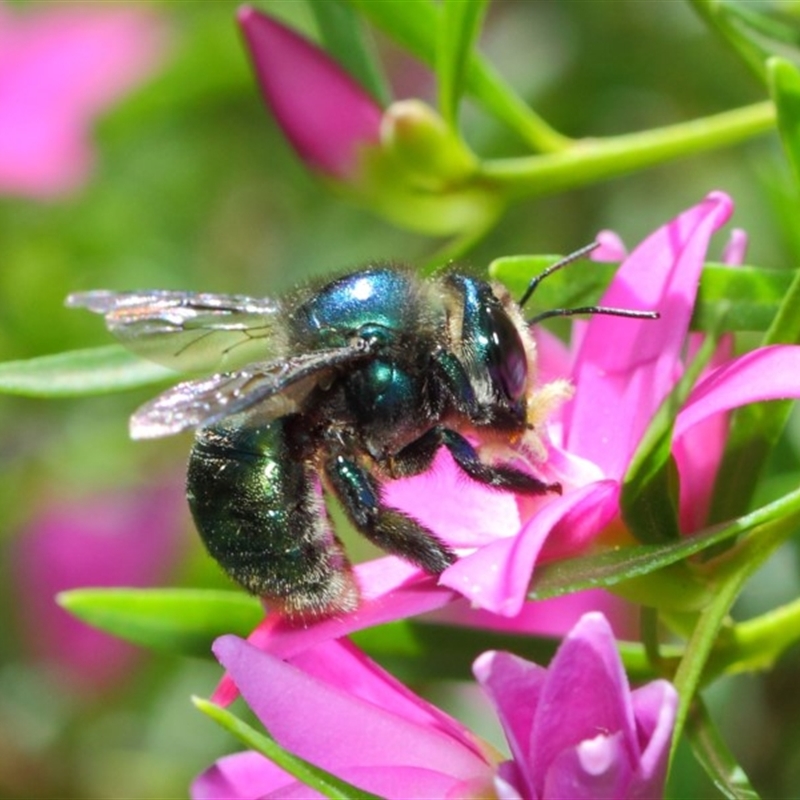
[686,699,761,799]
[313,1,390,105]
[708,64,800,522]
[0,345,174,396]
[193,698,381,800]
[768,57,800,187]
[490,256,796,333]
[621,327,722,545]
[352,619,675,682]
[58,588,264,657]
[529,482,800,609]
[437,0,489,128]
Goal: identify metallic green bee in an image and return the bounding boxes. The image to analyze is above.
[68,248,654,619]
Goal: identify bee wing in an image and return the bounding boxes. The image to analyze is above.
[66,290,284,373]
[130,342,374,439]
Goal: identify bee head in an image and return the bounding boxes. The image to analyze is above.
[446,275,535,429]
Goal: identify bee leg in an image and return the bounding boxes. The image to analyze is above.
[324,455,456,574]
[440,428,561,495]
[187,417,359,619]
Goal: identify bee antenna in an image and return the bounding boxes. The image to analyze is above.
[528,306,660,325]
[518,241,600,309]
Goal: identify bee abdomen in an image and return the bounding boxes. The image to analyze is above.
[186,416,357,619]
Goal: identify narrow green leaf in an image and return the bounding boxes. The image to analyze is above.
[670,507,800,761]
[686,699,761,799]
[490,256,796,333]
[437,0,489,128]
[621,327,721,545]
[0,345,174,396]
[768,57,800,186]
[344,0,436,60]
[709,63,800,523]
[529,483,800,605]
[58,588,264,657]
[313,1,390,105]
[621,427,681,545]
[346,0,569,151]
[193,698,382,800]
[688,0,769,82]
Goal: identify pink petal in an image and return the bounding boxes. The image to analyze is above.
[440,481,618,616]
[542,731,630,799]
[673,336,733,532]
[534,326,573,384]
[537,479,619,561]
[473,650,547,799]
[192,751,288,800]
[289,639,485,754]
[427,589,638,641]
[213,635,490,780]
[627,681,677,798]
[591,230,628,262]
[237,6,382,180]
[565,192,734,478]
[722,227,748,265]
[383,449,521,549]
[675,345,800,439]
[529,613,638,796]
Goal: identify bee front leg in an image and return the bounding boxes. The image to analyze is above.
[440,428,561,495]
[324,455,455,574]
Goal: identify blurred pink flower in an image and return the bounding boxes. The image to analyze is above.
[194,613,676,799]
[0,1,167,198]
[12,480,186,692]
[237,6,381,182]
[236,7,493,236]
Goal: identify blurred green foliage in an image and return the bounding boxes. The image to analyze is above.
[1,1,799,798]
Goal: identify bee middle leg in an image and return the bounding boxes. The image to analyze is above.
[324,455,455,574]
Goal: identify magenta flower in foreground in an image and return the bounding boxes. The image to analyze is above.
[195,613,676,799]
[218,191,800,672]
[0,1,166,198]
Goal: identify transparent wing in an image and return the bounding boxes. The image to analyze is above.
[66,290,285,374]
[130,342,374,439]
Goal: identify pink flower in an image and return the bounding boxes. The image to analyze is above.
[12,480,186,692]
[390,191,800,615]
[194,613,677,799]
[0,1,166,198]
[237,6,382,182]
[220,192,800,670]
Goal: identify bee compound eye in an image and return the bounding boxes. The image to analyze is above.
[487,305,528,402]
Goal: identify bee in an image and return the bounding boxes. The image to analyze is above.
[67,246,654,619]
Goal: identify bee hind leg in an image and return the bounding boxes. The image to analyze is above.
[324,454,455,574]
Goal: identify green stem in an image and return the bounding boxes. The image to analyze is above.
[670,513,798,763]
[710,597,800,677]
[478,101,776,199]
[468,57,572,152]
[688,0,768,83]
